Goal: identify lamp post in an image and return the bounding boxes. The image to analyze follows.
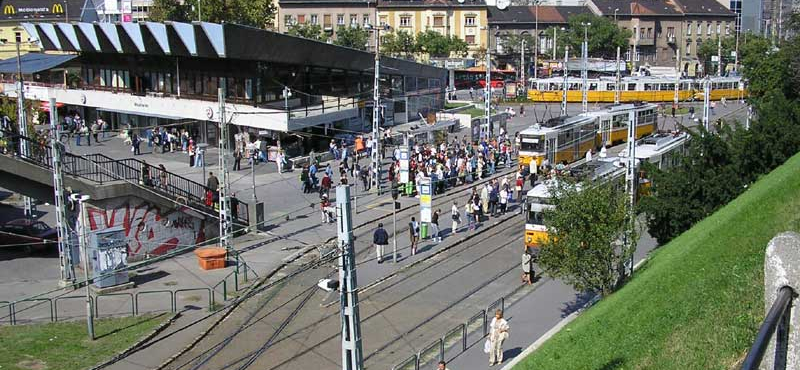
[70,193,94,341]
[552,27,564,60]
[13,27,34,218]
[613,8,619,24]
[533,0,539,81]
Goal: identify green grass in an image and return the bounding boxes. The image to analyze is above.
[445,102,469,109]
[463,107,490,118]
[515,152,800,370]
[0,314,170,370]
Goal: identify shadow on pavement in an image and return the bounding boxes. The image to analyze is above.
[560,291,595,318]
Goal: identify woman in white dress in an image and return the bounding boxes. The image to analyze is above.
[489,309,509,366]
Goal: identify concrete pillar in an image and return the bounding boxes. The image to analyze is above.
[762,232,800,370]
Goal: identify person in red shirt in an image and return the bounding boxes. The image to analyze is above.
[320,173,332,199]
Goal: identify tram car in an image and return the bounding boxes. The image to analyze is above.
[527,76,745,103]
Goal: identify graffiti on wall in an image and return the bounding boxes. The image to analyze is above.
[84,198,207,257]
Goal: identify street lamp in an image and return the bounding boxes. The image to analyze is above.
[613,8,619,24]
[533,0,539,81]
[365,22,391,196]
[70,193,94,341]
[553,27,565,59]
[580,22,591,113]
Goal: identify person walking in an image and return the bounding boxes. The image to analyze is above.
[373,223,389,263]
[465,200,475,231]
[158,164,168,190]
[188,141,196,167]
[522,247,534,285]
[233,148,242,171]
[437,361,450,370]
[451,201,460,234]
[140,161,151,186]
[320,172,332,199]
[409,217,419,256]
[430,209,441,243]
[132,133,141,155]
[499,186,508,215]
[195,145,205,168]
[488,309,509,366]
[206,171,219,204]
[320,195,334,223]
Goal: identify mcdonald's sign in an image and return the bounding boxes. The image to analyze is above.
[3,5,15,15]
[51,3,63,14]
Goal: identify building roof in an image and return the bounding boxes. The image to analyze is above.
[279,0,375,6]
[591,0,734,17]
[0,0,98,23]
[489,5,592,24]
[378,0,487,9]
[20,21,445,79]
[0,52,76,73]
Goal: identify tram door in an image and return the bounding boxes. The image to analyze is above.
[545,136,557,164]
[600,119,612,147]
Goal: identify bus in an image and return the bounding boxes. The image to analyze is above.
[523,157,626,253]
[527,76,745,103]
[517,102,657,167]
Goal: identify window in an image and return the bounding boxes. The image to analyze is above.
[400,16,411,27]
[310,14,318,25]
[433,16,444,27]
[284,15,293,27]
[297,14,306,24]
[350,14,358,26]
[324,14,332,28]
[687,22,692,35]
[337,14,345,25]
[667,27,674,38]
[697,23,701,35]
[707,22,712,35]
[686,40,691,55]
[465,35,475,44]
[647,28,652,39]
[465,15,475,26]
[363,14,370,26]
[716,23,721,34]
[725,25,731,35]
[380,15,387,26]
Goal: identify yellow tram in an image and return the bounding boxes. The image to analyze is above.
[518,102,657,167]
[527,76,745,103]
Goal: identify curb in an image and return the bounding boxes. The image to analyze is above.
[89,312,181,370]
[498,256,651,370]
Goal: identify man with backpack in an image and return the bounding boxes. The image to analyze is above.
[373,223,389,264]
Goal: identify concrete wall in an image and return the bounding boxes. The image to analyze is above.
[86,196,216,259]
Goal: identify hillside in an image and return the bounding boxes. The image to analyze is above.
[515,153,800,369]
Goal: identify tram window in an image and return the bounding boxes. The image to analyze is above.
[589,83,598,91]
[628,83,636,91]
[612,114,627,128]
[664,83,675,91]
[549,83,558,91]
[520,136,544,151]
[527,210,545,225]
[644,84,653,91]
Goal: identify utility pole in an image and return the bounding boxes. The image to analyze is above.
[217,88,233,256]
[520,39,525,95]
[734,24,740,73]
[485,27,492,139]
[15,30,33,218]
[336,185,364,370]
[674,48,680,107]
[50,97,74,286]
[581,22,590,113]
[615,46,621,105]
[372,28,382,197]
[533,0,538,81]
[702,76,710,132]
[561,46,568,117]
[717,35,723,76]
[623,106,636,279]
[71,193,94,340]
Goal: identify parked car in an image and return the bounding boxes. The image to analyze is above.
[0,219,58,253]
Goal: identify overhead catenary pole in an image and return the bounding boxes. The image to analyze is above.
[372,25,382,196]
[217,88,233,252]
[561,46,568,117]
[336,185,364,370]
[50,98,74,285]
[15,32,33,218]
[533,0,538,81]
[615,46,621,105]
[72,194,94,340]
[623,105,637,278]
[581,22,590,113]
[520,39,525,95]
[674,47,680,106]
[485,27,492,139]
[702,76,710,132]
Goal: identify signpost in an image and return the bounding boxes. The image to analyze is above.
[399,147,409,184]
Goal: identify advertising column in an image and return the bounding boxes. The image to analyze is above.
[419,177,432,239]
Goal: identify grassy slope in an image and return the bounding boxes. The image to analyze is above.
[516,153,800,370]
[0,314,169,370]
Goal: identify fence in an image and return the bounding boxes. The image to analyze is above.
[392,298,505,370]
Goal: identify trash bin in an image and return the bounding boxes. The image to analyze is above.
[420,223,428,239]
[194,247,227,270]
[405,181,414,196]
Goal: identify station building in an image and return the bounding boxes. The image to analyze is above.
[3,21,446,154]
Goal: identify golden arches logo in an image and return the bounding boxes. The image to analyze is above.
[52,3,63,14]
[3,5,15,15]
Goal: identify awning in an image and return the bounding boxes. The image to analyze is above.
[0,53,77,74]
[39,101,65,112]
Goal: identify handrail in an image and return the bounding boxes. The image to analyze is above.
[741,286,796,370]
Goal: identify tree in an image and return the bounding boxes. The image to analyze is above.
[538,179,632,296]
[542,26,570,59]
[381,31,417,58]
[562,14,631,59]
[498,33,535,55]
[149,0,189,22]
[697,36,737,76]
[414,30,468,58]
[286,23,329,42]
[334,26,370,50]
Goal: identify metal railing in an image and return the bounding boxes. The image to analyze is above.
[741,286,796,370]
[4,132,249,225]
[392,298,505,370]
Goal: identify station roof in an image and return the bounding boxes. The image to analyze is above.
[20,21,445,79]
[0,52,76,73]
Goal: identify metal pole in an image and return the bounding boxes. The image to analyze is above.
[485,27,492,138]
[218,88,232,248]
[552,27,556,59]
[520,39,525,95]
[392,202,397,263]
[336,185,364,370]
[561,46,568,117]
[734,25,740,72]
[702,76,710,132]
[615,46,621,105]
[251,158,257,201]
[581,24,589,113]
[623,106,636,278]
[50,98,74,285]
[77,197,94,340]
[717,35,723,77]
[372,28,382,197]
[16,35,33,218]
[198,0,202,22]
[533,1,538,81]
